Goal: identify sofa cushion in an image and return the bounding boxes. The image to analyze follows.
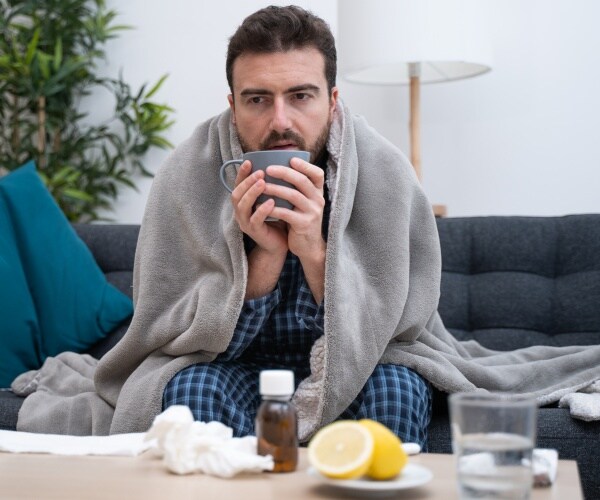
[0,390,24,431]
[437,215,600,350]
[0,162,133,387]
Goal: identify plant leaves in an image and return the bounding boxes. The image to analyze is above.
[53,38,63,71]
[145,73,169,99]
[0,1,175,222]
[25,28,40,65]
[63,188,95,202]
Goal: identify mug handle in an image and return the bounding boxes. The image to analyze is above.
[219,159,244,193]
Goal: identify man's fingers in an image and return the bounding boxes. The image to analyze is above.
[233,160,253,189]
[235,178,266,216]
[232,166,264,203]
[266,161,324,195]
[290,157,324,189]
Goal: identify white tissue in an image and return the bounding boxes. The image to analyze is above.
[457,448,559,488]
[532,449,558,487]
[0,429,150,456]
[144,405,274,477]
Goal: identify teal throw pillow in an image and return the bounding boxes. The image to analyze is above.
[0,161,133,386]
[0,196,42,386]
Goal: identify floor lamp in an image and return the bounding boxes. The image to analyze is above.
[338,0,492,217]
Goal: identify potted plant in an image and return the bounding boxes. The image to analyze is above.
[0,0,174,221]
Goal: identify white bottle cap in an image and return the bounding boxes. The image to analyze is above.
[259,370,294,397]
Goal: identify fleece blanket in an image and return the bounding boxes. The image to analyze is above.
[14,102,600,439]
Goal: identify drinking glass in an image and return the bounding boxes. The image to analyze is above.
[449,392,537,500]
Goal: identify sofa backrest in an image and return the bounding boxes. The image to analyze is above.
[73,223,139,300]
[76,216,600,356]
[436,214,600,351]
[73,224,139,359]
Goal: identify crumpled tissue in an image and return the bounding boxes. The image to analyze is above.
[457,448,558,488]
[532,449,558,487]
[144,405,274,477]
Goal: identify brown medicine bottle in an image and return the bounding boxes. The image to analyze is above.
[256,370,298,472]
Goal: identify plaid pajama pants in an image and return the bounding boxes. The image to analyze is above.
[163,249,432,446]
[163,361,431,446]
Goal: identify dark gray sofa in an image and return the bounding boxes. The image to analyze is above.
[428,215,600,500]
[1,216,598,498]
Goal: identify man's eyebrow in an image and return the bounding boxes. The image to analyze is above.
[287,84,321,94]
[239,84,321,96]
[240,88,272,96]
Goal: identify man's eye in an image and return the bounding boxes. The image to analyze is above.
[249,96,265,104]
[294,93,310,101]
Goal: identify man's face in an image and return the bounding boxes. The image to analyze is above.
[228,47,338,161]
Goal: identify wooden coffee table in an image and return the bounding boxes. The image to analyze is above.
[0,449,582,499]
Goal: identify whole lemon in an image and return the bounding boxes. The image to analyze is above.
[359,419,408,480]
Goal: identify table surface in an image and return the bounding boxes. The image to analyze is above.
[0,449,582,499]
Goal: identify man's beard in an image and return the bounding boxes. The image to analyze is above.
[237,122,330,164]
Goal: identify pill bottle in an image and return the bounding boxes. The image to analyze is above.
[256,369,298,472]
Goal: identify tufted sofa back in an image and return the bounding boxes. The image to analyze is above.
[436,215,600,351]
[73,223,139,358]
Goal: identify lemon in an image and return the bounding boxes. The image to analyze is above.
[307,421,374,479]
[359,419,408,480]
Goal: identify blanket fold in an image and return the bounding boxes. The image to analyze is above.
[14,102,600,438]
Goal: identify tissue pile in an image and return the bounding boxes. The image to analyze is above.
[145,405,274,477]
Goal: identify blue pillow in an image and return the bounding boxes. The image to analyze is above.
[0,161,133,386]
[0,197,42,386]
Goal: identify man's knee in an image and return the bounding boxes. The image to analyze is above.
[357,364,431,443]
[163,363,237,406]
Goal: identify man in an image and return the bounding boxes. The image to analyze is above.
[161,5,432,446]
[15,5,599,440]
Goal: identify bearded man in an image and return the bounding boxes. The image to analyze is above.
[160,5,431,446]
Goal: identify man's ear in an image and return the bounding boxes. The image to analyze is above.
[227,94,236,124]
[329,87,339,118]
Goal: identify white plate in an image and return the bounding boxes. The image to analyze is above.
[307,463,433,496]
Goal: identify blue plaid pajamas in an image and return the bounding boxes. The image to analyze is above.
[163,252,432,447]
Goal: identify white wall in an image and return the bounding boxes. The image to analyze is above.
[96,0,600,222]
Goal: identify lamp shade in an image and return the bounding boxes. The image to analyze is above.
[338,0,493,85]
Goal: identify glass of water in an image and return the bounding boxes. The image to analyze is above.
[449,392,537,500]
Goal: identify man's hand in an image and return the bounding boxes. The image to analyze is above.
[262,157,327,302]
[231,160,288,256]
[231,160,288,299]
[263,157,325,258]
[230,157,327,303]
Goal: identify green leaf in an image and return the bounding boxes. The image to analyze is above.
[144,74,169,99]
[149,136,174,149]
[36,52,52,80]
[53,38,63,71]
[63,188,95,202]
[107,24,133,32]
[25,28,41,65]
[51,165,76,183]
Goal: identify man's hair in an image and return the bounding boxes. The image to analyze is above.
[226,5,337,95]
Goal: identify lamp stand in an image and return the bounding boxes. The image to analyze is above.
[409,66,421,181]
[408,63,447,218]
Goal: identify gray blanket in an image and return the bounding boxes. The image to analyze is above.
[14,102,600,438]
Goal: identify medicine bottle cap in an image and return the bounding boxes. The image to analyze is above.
[259,370,294,397]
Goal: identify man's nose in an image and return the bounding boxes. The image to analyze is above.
[270,98,292,132]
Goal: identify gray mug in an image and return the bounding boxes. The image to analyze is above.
[219,150,311,217]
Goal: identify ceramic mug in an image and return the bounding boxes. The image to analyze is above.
[219,150,310,219]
